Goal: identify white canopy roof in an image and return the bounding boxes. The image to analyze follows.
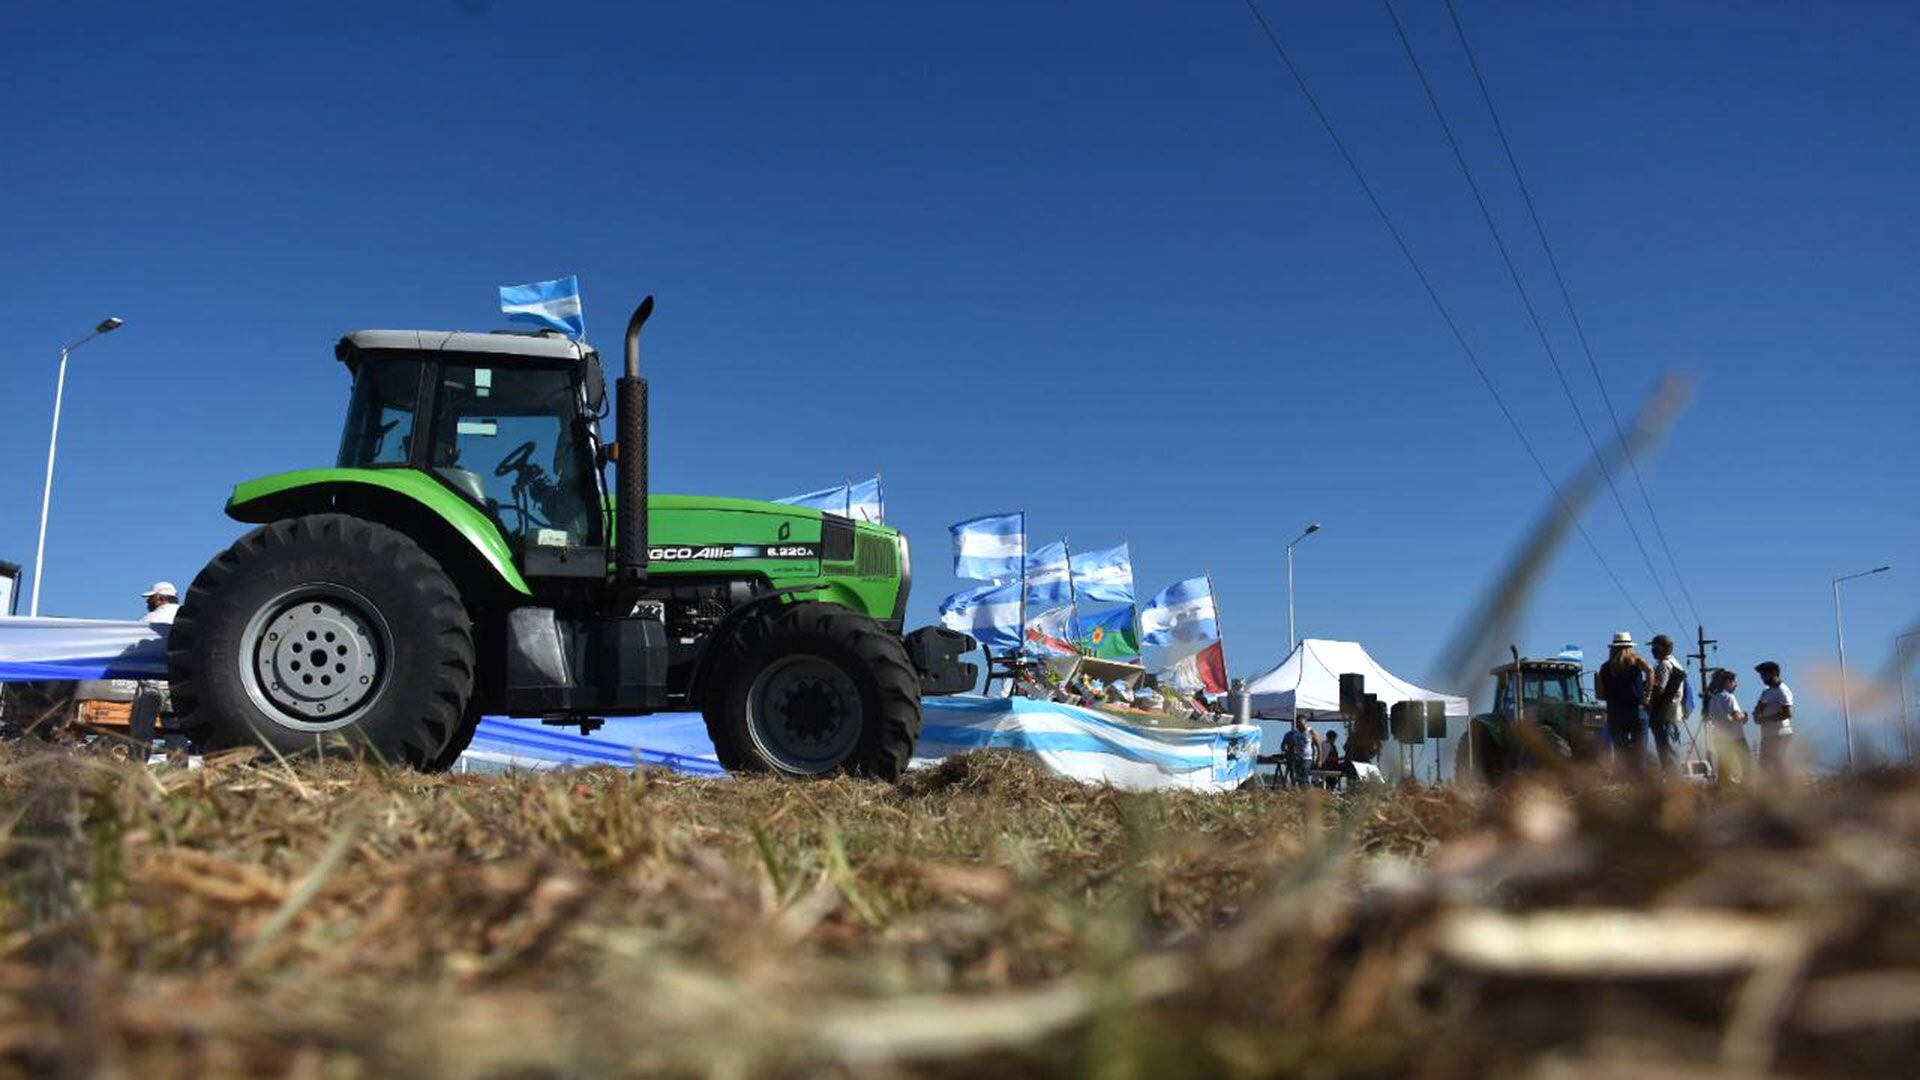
[1243,638,1469,720]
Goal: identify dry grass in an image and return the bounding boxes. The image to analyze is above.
[0,745,1916,1077]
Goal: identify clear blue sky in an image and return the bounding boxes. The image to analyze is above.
[4,1,1915,767]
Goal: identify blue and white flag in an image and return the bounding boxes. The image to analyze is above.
[1070,543,1134,604]
[774,474,884,523]
[951,512,1025,581]
[1556,644,1584,663]
[1026,540,1073,605]
[499,275,585,339]
[1139,576,1219,648]
[939,581,1024,650]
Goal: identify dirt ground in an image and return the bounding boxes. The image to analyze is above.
[0,745,1915,1077]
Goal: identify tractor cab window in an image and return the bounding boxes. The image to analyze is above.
[337,359,423,468]
[426,363,601,553]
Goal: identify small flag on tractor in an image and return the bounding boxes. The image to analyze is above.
[499,275,585,339]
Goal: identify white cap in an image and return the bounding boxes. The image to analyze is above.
[143,581,179,600]
[1610,631,1634,647]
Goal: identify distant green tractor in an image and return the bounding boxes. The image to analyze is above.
[167,297,975,776]
[1457,655,1607,784]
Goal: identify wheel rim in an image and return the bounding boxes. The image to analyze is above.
[744,653,863,774]
[238,584,392,733]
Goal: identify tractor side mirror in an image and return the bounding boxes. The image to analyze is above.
[580,352,608,414]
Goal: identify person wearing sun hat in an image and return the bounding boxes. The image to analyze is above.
[1595,631,1653,773]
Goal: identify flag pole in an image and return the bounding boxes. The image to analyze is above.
[1126,538,1141,664]
[1063,536,1082,655]
[1017,511,1028,662]
[1206,569,1228,675]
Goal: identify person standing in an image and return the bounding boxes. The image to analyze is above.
[1279,716,1315,786]
[1318,729,1343,789]
[129,581,179,751]
[1751,661,1795,777]
[1703,668,1750,783]
[1595,632,1652,774]
[1646,634,1688,773]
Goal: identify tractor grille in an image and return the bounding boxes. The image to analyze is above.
[854,532,899,580]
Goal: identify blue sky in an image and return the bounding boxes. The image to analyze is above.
[4,1,1914,768]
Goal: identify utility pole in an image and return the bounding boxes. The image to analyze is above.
[1687,625,1717,712]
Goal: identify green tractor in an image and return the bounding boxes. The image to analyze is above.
[167,297,976,776]
[1457,652,1608,784]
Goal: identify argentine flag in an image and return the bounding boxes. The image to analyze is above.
[1070,543,1135,604]
[939,581,1024,650]
[775,475,884,523]
[499,275,585,339]
[951,512,1025,582]
[1139,576,1219,647]
[1025,540,1072,606]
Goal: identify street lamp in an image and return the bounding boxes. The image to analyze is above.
[1832,563,1891,771]
[29,317,125,616]
[1285,522,1321,652]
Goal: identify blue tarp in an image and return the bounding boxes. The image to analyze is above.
[0,619,1257,790]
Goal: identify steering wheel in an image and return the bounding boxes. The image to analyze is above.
[495,441,539,478]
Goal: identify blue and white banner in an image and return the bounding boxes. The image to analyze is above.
[951,512,1025,581]
[939,580,1024,650]
[499,275,585,339]
[774,474,883,523]
[1139,576,1219,648]
[1025,540,1072,605]
[1070,543,1135,604]
[1556,644,1584,663]
[0,617,168,681]
[913,697,1260,792]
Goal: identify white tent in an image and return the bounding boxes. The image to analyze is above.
[1243,638,1468,721]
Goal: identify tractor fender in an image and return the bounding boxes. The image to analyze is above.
[683,584,830,709]
[224,469,532,602]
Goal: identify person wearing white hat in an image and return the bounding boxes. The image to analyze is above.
[141,582,180,626]
[131,581,180,752]
[1594,631,1652,774]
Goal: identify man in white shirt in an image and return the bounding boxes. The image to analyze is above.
[131,581,179,750]
[1751,660,1794,777]
[141,581,180,625]
[1647,634,1688,773]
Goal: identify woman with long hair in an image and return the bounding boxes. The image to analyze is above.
[1595,632,1653,774]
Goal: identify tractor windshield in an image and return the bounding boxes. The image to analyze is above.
[338,359,424,468]
[424,363,601,553]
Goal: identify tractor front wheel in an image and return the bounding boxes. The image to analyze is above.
[168,514,474,768]
[702,602,922,780]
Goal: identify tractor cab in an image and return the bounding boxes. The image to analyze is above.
[1489,658,1593,719]
[335,330,608,565]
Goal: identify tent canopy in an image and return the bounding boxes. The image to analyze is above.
[1243,638,1468,720]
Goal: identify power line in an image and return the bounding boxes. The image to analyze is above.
[1237,0,1656,629]
[1442,0,1705,631]
[1379,0,1687,634]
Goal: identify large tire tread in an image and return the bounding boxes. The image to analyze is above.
[701,601,922,780]
[168,513,474,768]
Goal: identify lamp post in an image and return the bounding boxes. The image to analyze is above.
[30,317,125,617]
[1832,563,1891,771]
[1285,522,1320,652]
[1898,630,1919,767]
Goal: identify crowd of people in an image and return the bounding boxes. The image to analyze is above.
[1594,630,1794,781]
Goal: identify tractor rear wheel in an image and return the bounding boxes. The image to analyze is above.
[701,602,921,780]
[168,514,474,767]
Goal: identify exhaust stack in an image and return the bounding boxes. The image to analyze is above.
[616,295,654,583]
